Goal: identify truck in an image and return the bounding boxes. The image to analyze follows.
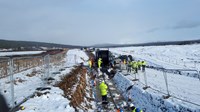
[95,50,110,68]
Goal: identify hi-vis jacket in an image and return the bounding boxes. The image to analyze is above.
[137,61,142,66]
[99,82,108,96]
[88,60,92,68]
[141,61,147,66]
[128,61,132,67]
[132,108,143,112]
[98,58,102,68]
[132,61,138,68]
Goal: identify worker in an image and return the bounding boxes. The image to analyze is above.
[99,80,108,102]
[88,59,92,68]
[132,61,138,74]
[127,61,132,73]
[130,103,143,112]
[137,60,142,70]
[98,58,102,68]
[141,61,147,72]
[123,59,126,65]
[116,108,124,112]
[91,58,95,68]
[124,59,127,70]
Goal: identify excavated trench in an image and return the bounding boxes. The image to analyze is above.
[56,51,129,112]
[56,65,94,111]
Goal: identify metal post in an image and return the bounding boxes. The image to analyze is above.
[163,70,170,99]
[74,55,77,64]
[44,55,50,78]
[144,72,147,86]
[42,56,46,87]
[65,54,68,67]
[9,58,15,108]
[132,73,139,81]
[194,61,197,68]
[143,71,150,90]
[47,55,50,77]
[198,71,200,81]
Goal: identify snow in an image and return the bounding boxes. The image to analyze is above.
[66,49,89,67]
[113,71,200,112]
[0,49,91,112]
[110,44,200,79]
[110,44,200,112]
[110,44,200,70]
[0,51,45,57]
[1,44,200,112]
[17,87,75,112]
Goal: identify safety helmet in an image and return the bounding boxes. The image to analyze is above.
[122,101,127,107]
[20,106,25,110]
[129,103,134,107]
[100,80,104,83]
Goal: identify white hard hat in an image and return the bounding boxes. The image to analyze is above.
[100,80,104,83]
[122,101,127,107]
[129,103,134,107]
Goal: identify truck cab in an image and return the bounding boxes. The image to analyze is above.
[95,50,109,68]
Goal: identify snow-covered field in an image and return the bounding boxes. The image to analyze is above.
[0,51,45,57]
[110,44,200,70]
[1,44,200,112]
[0,49,90,112]
[110,44,200,112]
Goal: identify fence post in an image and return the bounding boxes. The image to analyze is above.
[163,70,171,99]
[74,55,77,64]
[42,56,45,87]
[194,61,197,68]
[9,57,15,108]
[143,71,150,90]
[132,71,139,81]
[42,55,50,87]
[44,55,50,79]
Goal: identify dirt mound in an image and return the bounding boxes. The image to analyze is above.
[56,66,93,111]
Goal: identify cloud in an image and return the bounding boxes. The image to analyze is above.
[146,27,161,33]
[147,21,200,33]
[171,21,200,29]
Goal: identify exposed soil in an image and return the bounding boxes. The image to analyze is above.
[56,65,94,111]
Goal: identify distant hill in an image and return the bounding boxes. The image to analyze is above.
[92,43,119,47]
[0,39,83,50]
[91,39,200,48]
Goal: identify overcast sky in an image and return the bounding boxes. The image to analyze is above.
[0,0,200,46]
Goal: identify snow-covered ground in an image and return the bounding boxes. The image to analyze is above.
[1,44,200,112]
[113,72,200,112]
[0,51,45,57]
[110,44,200,112]
[0,49,90,112]
[110,44,200,70]
[110,44,200,80]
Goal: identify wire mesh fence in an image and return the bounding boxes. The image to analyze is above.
[0,50,67,109]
